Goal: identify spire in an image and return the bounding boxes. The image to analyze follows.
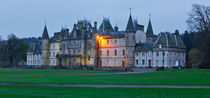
[125,9,135,32]
[146,16,154,37]
[42,25,49,39]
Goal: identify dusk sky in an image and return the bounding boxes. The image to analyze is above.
[0,0,209,39]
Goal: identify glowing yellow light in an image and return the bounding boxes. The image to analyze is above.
[97,35,99,39]
[123,59,125,61]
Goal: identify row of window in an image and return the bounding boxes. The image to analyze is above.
[135,59,185,66]
[27,60,41,65]
[136,52,185,57]
[100,49,128,56]
[105,39,125,44]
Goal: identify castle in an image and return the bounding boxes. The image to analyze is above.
[27,12,186,68]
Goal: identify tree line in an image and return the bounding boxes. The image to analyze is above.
[183,4,210,68]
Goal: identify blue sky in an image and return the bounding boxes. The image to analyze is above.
[0,0,209,39]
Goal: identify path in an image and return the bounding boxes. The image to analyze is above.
[0,82,210,88]
[0,72,150,77]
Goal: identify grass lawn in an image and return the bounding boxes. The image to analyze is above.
[0,68,113,75]
[0,68,210,86]
[0,85,210,98]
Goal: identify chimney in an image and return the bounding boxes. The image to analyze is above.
[114,26,118,32]
[94,22,97,29]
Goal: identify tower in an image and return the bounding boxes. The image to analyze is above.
[125,9,136,68]
[146,16,154,42]
[41,25,49,66]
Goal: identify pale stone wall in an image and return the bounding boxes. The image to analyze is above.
[48,42,60,66]
[99,37,126,67]
[27,52,41,66]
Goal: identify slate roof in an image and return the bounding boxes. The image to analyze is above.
[42,25,49,39]
[27,41,42,54]
[125,14,136,32]
[99,18,114,32]
[136,42,153,52]
[146,19,154,37]
[153,33,186,49]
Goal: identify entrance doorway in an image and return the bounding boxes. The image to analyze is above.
[100,60,102,68]
[148,60,151,68]
[122,59,126,68]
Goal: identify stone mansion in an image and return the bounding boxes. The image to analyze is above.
[27,13,186,68]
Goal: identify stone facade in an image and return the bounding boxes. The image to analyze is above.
[26,13,186,68]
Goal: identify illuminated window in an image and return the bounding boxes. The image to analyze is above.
[126,48,128,54]
[78,50,80,55]
[129,59,132,64]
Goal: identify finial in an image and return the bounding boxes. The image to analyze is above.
[44,20,47,25]
[149,14,151,20]
[129,8,132,15]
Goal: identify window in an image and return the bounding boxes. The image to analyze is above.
[100,51,102,56]
[133,36,135,39]
[157,52,159,56]
[115,50,117,56]
[88,56,90,61]
[126,48,128,54]
[49,52,51,57]
[53,52,55,57]
[78,50,81,55]
[136,60,138,65]
[142,52,145,56]
[126,35,129,40]
[68,50,70,55]
[74,50,76,55]
[142,60,145,65]
[129,59,132,64]
[156,60,159,65]
[163,52,165,56]
[107,50,109,56]
[107,40,109,44]
[115,39,117,43]
[123,50,125,55]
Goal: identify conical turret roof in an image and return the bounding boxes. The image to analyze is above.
[125,14,135,32]
[146,19,154,37]
[42,25,49,39]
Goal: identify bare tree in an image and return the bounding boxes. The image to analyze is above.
[186,4,210,32]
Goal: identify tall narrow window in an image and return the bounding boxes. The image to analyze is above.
[100,51,102,56]
[74,50,75,55]
[115,39,117,43]
[157,52,159,56]
[107,40,109,44]
[136,60,138,65]
[126,48,128,54]
[78,50,81,55]
[123,50,125,56]
[142,60,145,65]
[107,50,109,56]
[115,50,117,56]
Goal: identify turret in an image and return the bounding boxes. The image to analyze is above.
[124,10,136,68]
[146,18,154,42]
[41,25,49,66]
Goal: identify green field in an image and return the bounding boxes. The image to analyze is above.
[0,68,210,86]
[0,85,210,98]
[0,68,210,98]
